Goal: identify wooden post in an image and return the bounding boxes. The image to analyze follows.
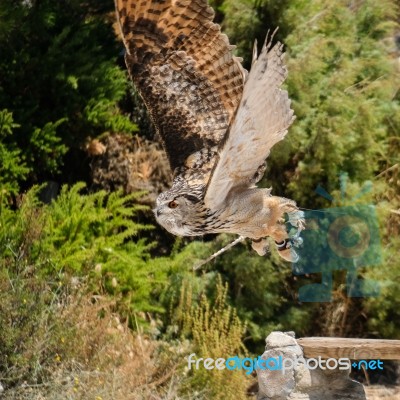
[297,337,400,360]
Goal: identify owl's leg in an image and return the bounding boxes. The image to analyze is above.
[269,223,300,263]
[251,224,299,260]
[251,237,269,256]
[275,197,305,233]
[265,197,305,262]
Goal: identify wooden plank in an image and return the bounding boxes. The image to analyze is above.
[297,337,400,360]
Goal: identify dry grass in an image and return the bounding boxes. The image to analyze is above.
[3,283,397,400]
[1,292,188,400]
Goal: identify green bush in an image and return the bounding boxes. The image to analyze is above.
[0,185,252,396]
[175,276,250,400]
[0,266,72,387]
[281,0,397,205]
[0,0,137,189]
[0,183,171,315]
[0,110,29,195]
[212,0,399,341]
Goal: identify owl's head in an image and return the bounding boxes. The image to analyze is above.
[154,189,201,236]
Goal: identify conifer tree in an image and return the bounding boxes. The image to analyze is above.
[216,0,399,339]
[0,0,136,191]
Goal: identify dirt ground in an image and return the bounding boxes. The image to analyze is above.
[365,385,400,399]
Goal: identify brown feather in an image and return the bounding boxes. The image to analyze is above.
[205,37,295,209]
[114,0,245,172]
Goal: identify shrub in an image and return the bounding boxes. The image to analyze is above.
[174,276,251,400]
[0,183,171,316]
[0,110,29,195]
[0,0,137,187]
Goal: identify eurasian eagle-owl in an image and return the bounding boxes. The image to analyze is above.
[115,0,304,262]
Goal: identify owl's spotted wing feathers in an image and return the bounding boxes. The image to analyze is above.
[115,0,246,172]
[205,38,295,209]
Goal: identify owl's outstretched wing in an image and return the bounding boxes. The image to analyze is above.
[204,38,295,209]
[115,0,246,172]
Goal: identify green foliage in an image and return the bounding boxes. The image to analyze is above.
[0,110,29,195]
[215,0,400,342]
[176,276,250,400]
[0,184,210,392]
[365,234,400,338]
[36,183,149,272]
[0,186,78,386]
[0,0,137,186]
[272,0,397,204]
[207,235,312,344]
[29,118,69,177]
[177,276,246,354]
[0,266,73,387]
[220,0,262,66]
[267,0,400,339]
[219,0,398,204]
[219,0,291,67]
[1,1,400,396]
[0,183,172,314]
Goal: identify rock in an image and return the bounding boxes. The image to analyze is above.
[293,362,312,391]
[265,331,298,349]
[257,349,296,399]
[257,332,367,400]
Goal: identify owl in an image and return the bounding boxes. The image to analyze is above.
[115,0,305,262]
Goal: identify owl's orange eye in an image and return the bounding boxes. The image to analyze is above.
[168,200,178,209]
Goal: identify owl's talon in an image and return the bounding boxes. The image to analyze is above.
[287,210,305,232]
[251,238,269,256]
[290,235,303,248]
[275,239,299,263]
[277,247,299,263]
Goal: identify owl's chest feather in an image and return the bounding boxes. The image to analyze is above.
[189,189,273,238]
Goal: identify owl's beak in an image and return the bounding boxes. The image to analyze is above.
[154,208,161,217]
